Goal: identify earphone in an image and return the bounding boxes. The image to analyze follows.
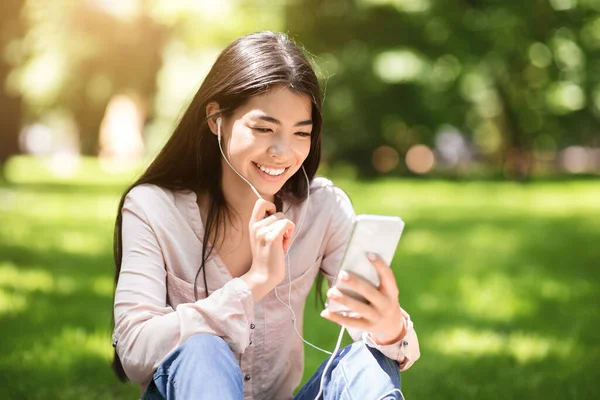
[217,116,328,350]
[217,117,262,199]
[216,115,405,400]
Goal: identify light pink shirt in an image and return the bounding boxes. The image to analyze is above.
[113,177,420,399]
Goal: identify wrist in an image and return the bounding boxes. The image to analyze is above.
[370,317,407,346]
[240,270,271,303]
[370,332,403,346]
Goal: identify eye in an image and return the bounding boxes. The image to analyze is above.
[295,132,312,137]
[252,127,272,133]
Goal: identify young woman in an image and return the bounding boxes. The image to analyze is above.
[111,31,420,400]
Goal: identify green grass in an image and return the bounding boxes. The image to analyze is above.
[0,157,599,399]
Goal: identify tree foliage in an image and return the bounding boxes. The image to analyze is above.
[2,0,599,179]
[285,0,600,178]
[12,0,168,155]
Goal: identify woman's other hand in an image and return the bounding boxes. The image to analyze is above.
[321,252,406,345]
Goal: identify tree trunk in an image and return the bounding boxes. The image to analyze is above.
[0,0,25,178]
[495,79,532,181]
[0,57,23,180]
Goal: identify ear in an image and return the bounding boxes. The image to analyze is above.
[206,102,221,136]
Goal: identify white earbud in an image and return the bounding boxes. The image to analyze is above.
[216,117,223,142]
[213,112,326,358]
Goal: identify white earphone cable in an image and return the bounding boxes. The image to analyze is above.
[314,335,406,400]
[217,117,263,200]
[273,167,333,356]
[217,116,330,354]
[217,116,404,400]
[314,325,346,400]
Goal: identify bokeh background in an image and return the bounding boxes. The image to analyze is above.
[0,0,599,399]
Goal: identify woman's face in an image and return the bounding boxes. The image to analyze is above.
[219,86,313,199]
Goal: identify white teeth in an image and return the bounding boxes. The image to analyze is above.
[255,163,285,176]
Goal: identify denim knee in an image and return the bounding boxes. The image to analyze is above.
[364,344,402,377]
[155,334,236,377]
[179,333,231,355]
[151,334,243,400]
[335,342,402,398]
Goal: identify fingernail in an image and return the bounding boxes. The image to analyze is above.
[320,310,328,317]
[340,271,350,281]
[366,252,378,261]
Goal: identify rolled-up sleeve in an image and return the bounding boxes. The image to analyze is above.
[357,310,421,371]
[112,191,254,383]
[319,185,420,370]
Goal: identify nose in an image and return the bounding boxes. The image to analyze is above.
[267,133,293,159]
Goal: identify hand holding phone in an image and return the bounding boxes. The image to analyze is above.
[325,214,405,315]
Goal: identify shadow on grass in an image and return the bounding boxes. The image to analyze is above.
[1,181,599,399]
[389,214,600,399]
[299,213,600,399]
[0,242,140,399]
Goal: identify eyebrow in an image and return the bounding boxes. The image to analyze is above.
[256,114,313,127]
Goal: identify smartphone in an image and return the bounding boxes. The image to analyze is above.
[325,214,405,315]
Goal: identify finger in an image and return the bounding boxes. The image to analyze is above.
[366,252,400,299]
[326,287,378,322]
[252,212,286,229]
[281,220,296,253]
[263,219,295,243]
[250,199,276,225]
[336,271,388,311]
[258,219,289,240]
[320,309,371,331]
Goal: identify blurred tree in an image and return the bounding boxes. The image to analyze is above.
[4,0,599,178]
[16,0,168,155]
[0,0,26,177]
[11,0,286,157]
[285,0,600,179]
[67,2,168,155]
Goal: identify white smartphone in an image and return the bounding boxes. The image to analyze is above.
[325,214,405,315]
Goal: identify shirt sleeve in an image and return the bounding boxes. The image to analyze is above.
[319,185,420,370]
[112,190,255,383]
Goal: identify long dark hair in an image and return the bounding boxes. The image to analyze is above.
[111,32,325,381]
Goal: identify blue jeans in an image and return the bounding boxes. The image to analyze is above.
[142,334,403,400]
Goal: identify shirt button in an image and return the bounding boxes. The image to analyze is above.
[250,323,255,329]
[403,341,409,347]
[249,340,253,345]
[244,374,251,381]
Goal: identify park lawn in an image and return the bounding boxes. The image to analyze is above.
[0,161,598,399]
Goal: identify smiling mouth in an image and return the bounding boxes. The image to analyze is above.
[253,162,289,177]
